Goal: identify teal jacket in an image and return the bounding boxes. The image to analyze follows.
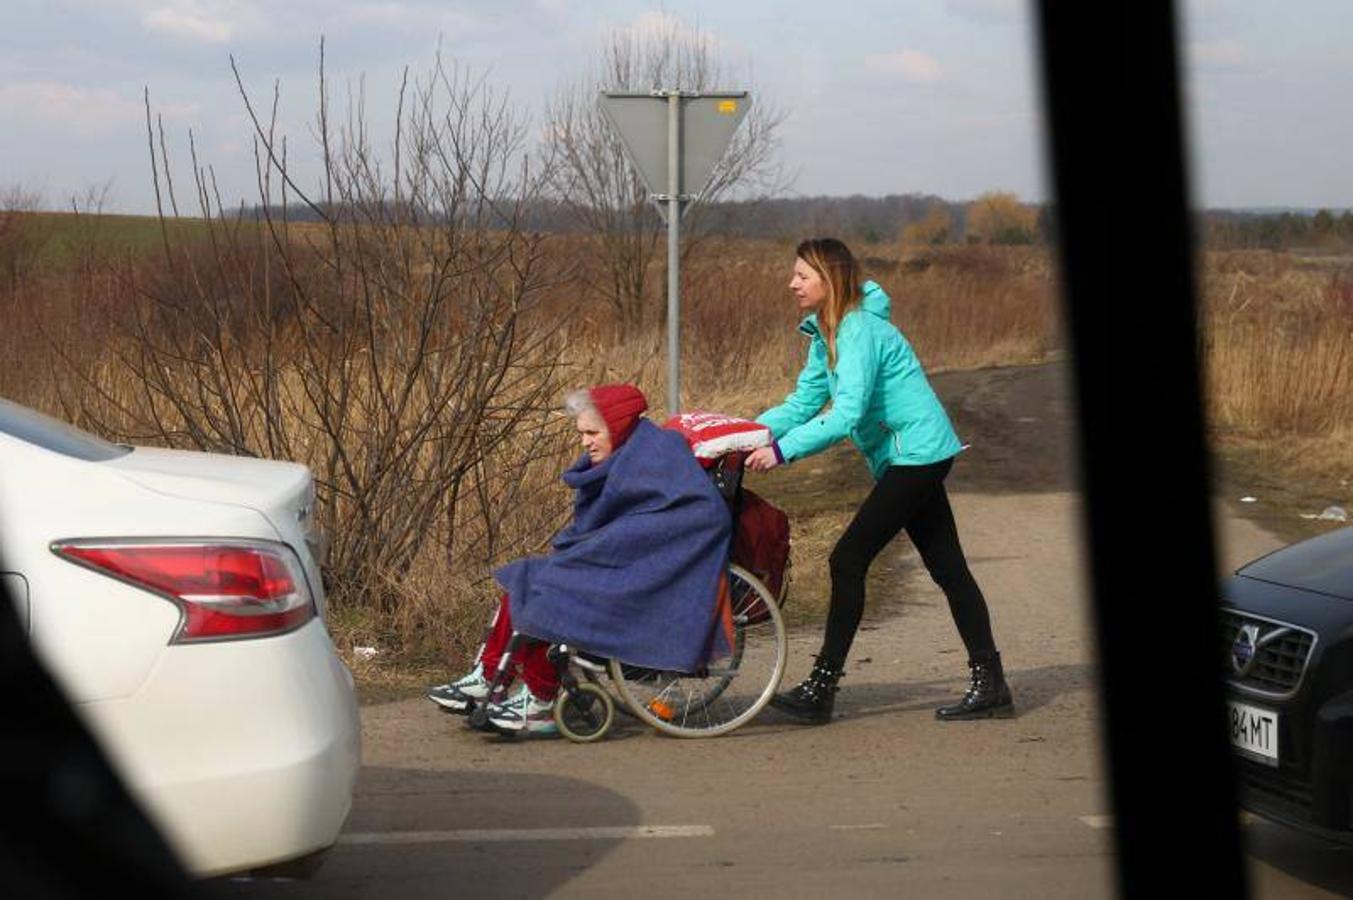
[755,280,963,479]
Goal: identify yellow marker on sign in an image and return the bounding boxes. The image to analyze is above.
[718,100,738,114]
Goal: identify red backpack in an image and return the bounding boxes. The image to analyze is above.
[661,412,791,613]
[731,487,791,617]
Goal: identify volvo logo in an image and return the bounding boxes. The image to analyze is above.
[1231,624,1260,676]
[1230,623,1294,678]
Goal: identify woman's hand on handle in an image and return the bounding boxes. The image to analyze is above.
[745,446,780,472]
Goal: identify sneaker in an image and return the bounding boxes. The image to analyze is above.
[484,684,558,736]
[427,662,491,713]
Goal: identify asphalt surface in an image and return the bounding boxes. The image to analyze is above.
[214,362,1353,899]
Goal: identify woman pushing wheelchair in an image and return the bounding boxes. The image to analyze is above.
[427,383,738,737]
[745,237,1013,724]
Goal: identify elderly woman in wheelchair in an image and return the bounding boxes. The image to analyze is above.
[427,384,787,741]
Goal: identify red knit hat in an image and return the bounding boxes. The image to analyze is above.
[588,383,648,448]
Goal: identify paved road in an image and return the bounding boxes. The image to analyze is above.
[217,363,1353,899]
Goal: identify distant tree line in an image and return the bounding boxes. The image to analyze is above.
[1201,208,1353,250]
[697,193,962,243]
[245,191,1060,247]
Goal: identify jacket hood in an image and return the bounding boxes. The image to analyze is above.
[860,280,890,318]
[798,280,889,336]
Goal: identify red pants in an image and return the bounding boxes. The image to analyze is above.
[478,594,559,700]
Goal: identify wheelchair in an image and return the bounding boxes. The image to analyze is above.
[467,451,789,742]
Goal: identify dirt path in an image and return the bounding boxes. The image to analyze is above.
[217,362,1352,899]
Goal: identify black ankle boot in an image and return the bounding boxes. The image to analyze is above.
[936,651,1014,720]
[769,656,844,724]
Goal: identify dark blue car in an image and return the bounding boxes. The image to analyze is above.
[1222,525,1353,841]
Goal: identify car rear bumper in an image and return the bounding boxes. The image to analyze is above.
[75,619,361,877]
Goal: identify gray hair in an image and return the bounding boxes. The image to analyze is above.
[563,388,595,419]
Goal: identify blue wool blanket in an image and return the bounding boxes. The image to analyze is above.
[496,419,733,672]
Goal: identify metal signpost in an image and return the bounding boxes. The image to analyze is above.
[599,90,751,415]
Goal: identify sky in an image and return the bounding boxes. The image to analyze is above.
[0,0,1349,215]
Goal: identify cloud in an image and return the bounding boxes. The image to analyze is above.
[946,0,1024,25]
[339,2,411,28]
[139,1,264,43]
[0,81,198,139]
[1189,38,1249,67]
[624,10,706,45]
[144,7,233,42]
[594,11,752,84]
[72,0,490,49]
[1186,0,1224,14]
[865,50,943,84]
[337,2,474,32]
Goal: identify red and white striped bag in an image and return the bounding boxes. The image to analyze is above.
[661,411,772,468]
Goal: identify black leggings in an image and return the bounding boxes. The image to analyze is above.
[819,459,997,667]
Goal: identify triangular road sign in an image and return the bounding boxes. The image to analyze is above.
[599,92,751,220]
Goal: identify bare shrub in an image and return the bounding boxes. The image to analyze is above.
[52,49,571,653]
[683,248,784,384]
[544,17,789,337]
[0,185,51,292]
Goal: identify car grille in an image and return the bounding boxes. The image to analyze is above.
[1219,610,1315,698]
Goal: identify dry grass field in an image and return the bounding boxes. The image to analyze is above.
[3,214,1350,690]
[1202,252,1353,485]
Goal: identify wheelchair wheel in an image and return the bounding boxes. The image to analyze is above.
[608,563,786,738]
[553,682,614,743]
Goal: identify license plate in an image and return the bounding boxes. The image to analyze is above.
[1228,700,1279,766]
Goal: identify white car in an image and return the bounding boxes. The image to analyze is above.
[0,397,360,878]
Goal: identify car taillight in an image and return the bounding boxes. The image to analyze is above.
[53,540,316,643]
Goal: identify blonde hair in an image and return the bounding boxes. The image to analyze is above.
[796,237,862,367]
